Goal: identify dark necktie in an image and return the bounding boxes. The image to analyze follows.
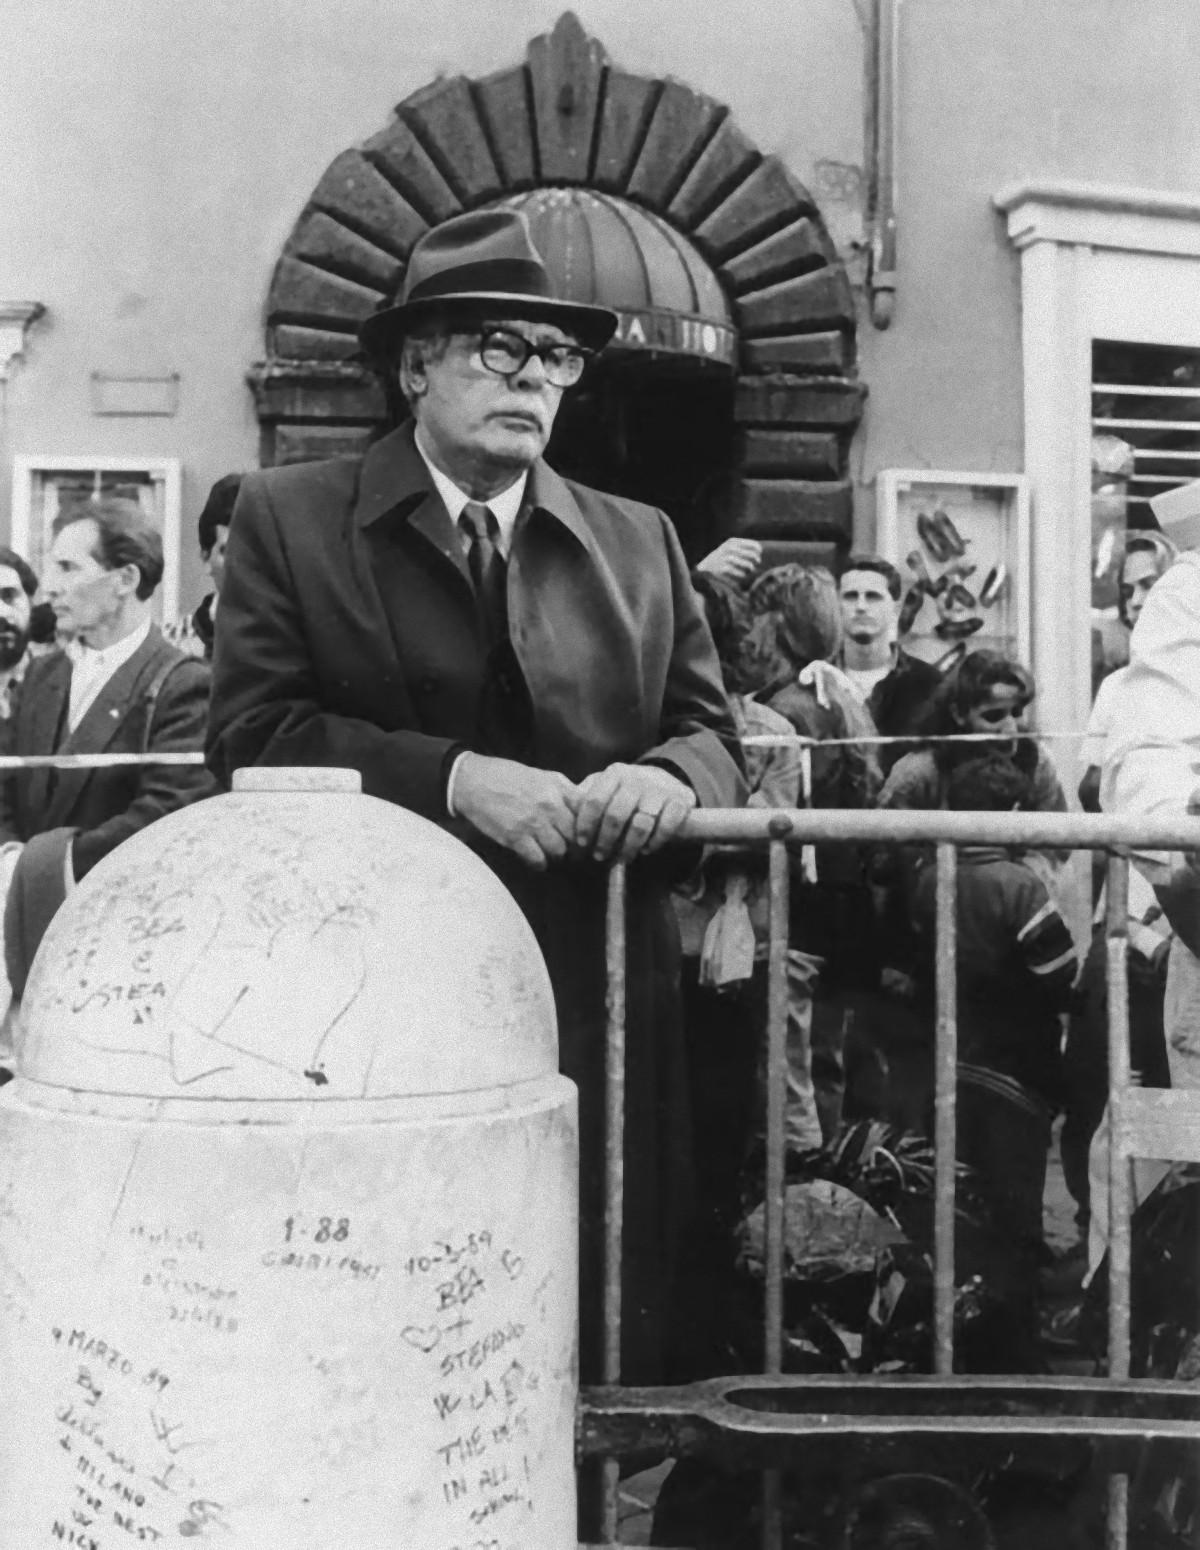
[459,502,507,645]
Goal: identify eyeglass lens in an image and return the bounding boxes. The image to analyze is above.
[479,329,589,386]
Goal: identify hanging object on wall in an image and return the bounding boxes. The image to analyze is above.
[877,470,1031,669]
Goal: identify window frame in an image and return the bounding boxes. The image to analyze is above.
[10,454,182,624]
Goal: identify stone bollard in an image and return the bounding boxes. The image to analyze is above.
[0,768,578,1548]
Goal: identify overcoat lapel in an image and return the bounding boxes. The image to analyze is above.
[353,426,481,655]
[23,654,71,827]
[43,634,162,830]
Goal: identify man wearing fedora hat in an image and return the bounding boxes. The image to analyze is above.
[207,207,746,1392]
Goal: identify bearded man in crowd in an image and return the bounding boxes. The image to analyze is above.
[0,546,39,722]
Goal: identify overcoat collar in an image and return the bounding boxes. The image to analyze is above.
[352,423,596,556]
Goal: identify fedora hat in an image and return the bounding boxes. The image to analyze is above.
[359,207,618,357]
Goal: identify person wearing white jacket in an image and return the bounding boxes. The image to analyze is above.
[1096,478,1200,1278]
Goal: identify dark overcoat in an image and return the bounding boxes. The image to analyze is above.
[206,423,747,1381]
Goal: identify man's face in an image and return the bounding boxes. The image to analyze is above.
[42,520,125,643]
[409,316,578,474]
[0,566,31,671]
[1120,549,1161,629]
[204,523,229,596]
[839,568,898,646]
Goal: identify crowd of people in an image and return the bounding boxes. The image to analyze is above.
[0,213,1195,1476]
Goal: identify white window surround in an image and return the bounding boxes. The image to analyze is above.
[993,180,1200,770]
[11,455,182,624]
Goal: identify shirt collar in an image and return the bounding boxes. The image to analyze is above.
[353,424,595,557]
[69,617,151,671]
[413,428,527,559]
[836,642,899,673]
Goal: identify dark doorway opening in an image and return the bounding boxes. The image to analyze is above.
[547,355,736,568]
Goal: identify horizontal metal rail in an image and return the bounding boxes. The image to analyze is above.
[676,806,1200,851]
[0,751,205,769]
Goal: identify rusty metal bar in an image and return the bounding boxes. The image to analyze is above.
[680,806,1200,851]
[763,839,790,1377]
[1104,853,1131,1550]
[761,839,790,1550]
[1105,853,1132,1384]
[0,750,206,768]
[601,861,627,1545]
[580,1371,1200,1460]
[933,843,958,1375]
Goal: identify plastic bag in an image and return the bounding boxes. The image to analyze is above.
[699,872,757,989]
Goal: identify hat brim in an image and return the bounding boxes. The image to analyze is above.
[359,291,619,358]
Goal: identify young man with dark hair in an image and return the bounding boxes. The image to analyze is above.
[837,551,941,770]
[192,473,242,658]
[0,497,214,998]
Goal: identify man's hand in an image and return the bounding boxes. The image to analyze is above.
[568,763,698,864]
[452,753,579,871]
[694,538,762,587]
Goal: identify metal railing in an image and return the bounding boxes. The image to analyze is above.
[582,806,1200,1549]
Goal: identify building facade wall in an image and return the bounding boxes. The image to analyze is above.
[2,0,1197,610]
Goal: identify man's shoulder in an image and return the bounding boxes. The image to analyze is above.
[20,646,67,687]
[552,471,669,535]
[138,630,211,691]
[892,648,942,687]
[241,451,363,510]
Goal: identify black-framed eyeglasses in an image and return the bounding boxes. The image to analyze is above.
[475,327,593,388]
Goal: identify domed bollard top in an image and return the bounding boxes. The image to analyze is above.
[19,767,558,1098]
[0,769,579,1549]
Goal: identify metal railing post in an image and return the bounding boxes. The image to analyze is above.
[600,861,627,1545]
[761,838,791,1550]
[933,843,958,1375]
[1105,852,1131,1550]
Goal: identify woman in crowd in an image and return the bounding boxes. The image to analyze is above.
[879,648,1067,816]
[910,753,1078,1366]
[873,649,1067,1130]
[743,564,884,1141]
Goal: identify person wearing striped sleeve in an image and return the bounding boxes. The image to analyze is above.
[912,754,1078,1357]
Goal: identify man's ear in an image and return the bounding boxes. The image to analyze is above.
[397,347,427,403]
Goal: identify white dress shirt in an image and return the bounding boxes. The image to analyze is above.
[413,428,526,559]
[67,618,152,733]
[412,433,528,815]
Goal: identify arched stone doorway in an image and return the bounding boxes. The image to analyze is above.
[250,11,865,560]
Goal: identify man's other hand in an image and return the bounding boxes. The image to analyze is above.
[452,754,579,871]
[694,537,762,586]
[569,763,698,864]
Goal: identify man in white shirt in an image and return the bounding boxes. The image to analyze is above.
[836,554,942,771]
[0,496,214,1006]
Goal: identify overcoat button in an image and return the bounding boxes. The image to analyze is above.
[419,676,439,694]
